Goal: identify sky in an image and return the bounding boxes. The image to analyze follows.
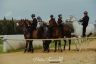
[0,0,96,24]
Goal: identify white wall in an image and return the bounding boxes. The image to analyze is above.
[3,35,43,52]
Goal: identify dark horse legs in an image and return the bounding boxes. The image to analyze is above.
[24,40,29,53]
[58,40,62,52]
[69,39,71,50]
[43,41,46,52]
[43,40,51,52]
[28,40,34,52]
[64,39,71,50]
[54,40,62,52]
[24,39,33,53]
[64,40,67,50]
[27,32,34,53]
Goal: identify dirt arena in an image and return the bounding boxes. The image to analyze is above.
[0,39,96,64]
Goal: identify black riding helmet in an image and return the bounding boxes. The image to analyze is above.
[37,16,42,21]
[84,11,88,14]
[58,14,62,18]
[50,15,54,18]
[31,14,35,18]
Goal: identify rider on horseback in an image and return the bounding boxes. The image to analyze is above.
[49,15,57,27]
[25,14,37,52]
[31,14,37,30]
[49,15,57,38]
[57,14,63,37]
[37,16,43,27]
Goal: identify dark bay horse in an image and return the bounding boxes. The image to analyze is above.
[63,22,74,50]
[48,22,63,52]
[17,19,74,52]
[17,19,51,52]
[17,19,33,52]
[50,21,74,52]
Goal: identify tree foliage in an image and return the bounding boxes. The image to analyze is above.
[0,17,23,35]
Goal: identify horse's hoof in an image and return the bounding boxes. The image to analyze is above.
[24,49,27,53]
[54,50,56,52]
[63,49,65,51]
[48,50,50,52]
[43,50,46,53]
[77,49,79,51]
[24,50,26,53]
[61,50,63,52]
[31,50,34,53]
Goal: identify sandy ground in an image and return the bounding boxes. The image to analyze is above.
[0,39,96,64]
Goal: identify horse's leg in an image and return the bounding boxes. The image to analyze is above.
[43,40,46,52]
[54,40,57,52]
[28,40,31,52]
[69,39,71,51]
[43,40,50,52]
[58,40,60,50]
[64,40,67,50]
[58,40,62,52]
[43,40,48,52]
[24,40,28,53]
[31,40,34,52]
[47,40,51,52]
[28,40,34,52]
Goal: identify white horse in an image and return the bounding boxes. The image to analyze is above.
[66,16,94,37]
[66,16,95,51]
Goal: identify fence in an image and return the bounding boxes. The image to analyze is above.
[0,35,96,52]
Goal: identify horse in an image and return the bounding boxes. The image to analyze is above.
[36,21,51,52]
[63,22,74,51]
[17,19,51,52]
[67,16,94,37]
[16,19,34,52]
[63,16,94,51]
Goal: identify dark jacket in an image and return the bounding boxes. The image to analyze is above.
[31,18,37,29]
[49,18,57,27]
[49,18,57,38]
[81,15,89,26]
[57,18,63,25]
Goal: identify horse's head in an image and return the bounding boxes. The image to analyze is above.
[36,21,45,29]
[16,19,25,27]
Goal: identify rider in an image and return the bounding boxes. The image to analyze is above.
[31,14,37,30]
[37,16,42,22]
[57,14,63,37]
[49,15,57,27]
[37,16,43,27]
[49,15,57,38]
[26,14,37,52]
[79,11,89,37]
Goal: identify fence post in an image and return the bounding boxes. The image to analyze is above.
[3,38,7,52]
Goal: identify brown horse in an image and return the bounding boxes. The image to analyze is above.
[17,19,51,52]
[48,22,63,52]
[17,19,33,52]
[50,22,74,52]
[63,22,74,50]
[53,27,63,52]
